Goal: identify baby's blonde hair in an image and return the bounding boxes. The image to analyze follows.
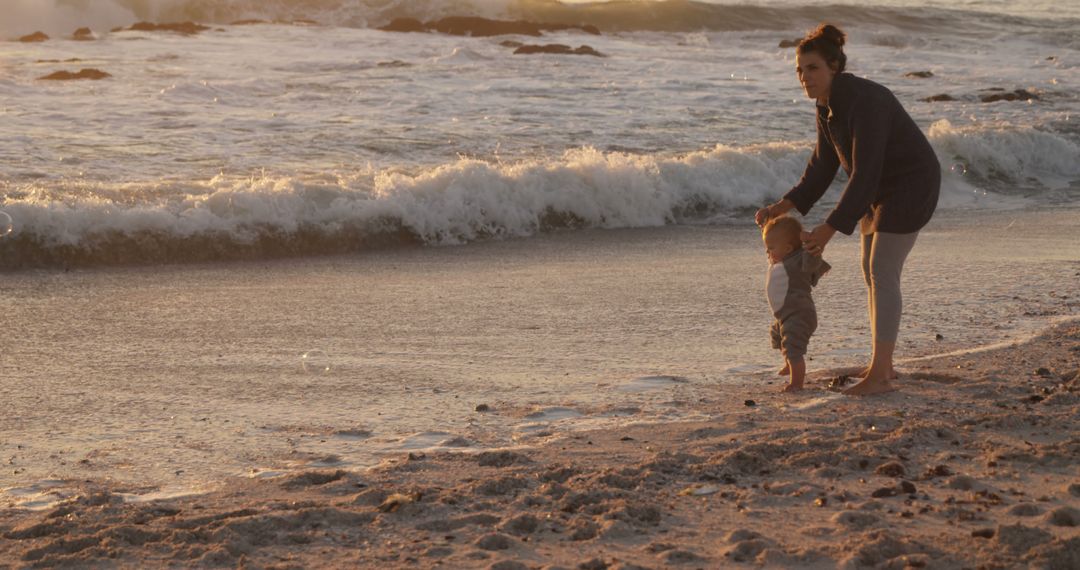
[763,216,803,250]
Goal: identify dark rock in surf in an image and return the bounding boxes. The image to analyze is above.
[230,19,269,26]
[19,31,50,43]
[905,70,934,78]
[379,18,428,33]
[72,28,95,41]
[500,40,525,48]
[127,21,211,35]
[38,68,112,81]
[433,17,546,37]
[922,93,956,102]
[513,44,606,57]
[778,38,800,48]
[378,16,600,38]
[980,89,1038,103]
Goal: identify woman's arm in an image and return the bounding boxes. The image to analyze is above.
[824,97,892,235]
[782,116,841,216]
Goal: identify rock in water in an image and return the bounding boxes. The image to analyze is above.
[922,93,956,102]
[19,31,50,42]
[378,17,600,37]
[72,27,94,41]
[980,89,1038,103]
[377,18,427,33]
[128,21,210,35]
[38,69,112,81]
[513,44,606,57]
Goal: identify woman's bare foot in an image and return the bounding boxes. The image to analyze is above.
[781,382,803,393]
[854,367,898,380]
[843,374,896,396]
[777,364,790,376]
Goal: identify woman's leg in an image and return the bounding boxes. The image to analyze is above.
[855,234,897,379]
[846,231,919,396]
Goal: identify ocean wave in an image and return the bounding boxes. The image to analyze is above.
[2,124,1077,270]
[0,144,806,269]
[928,120,1080,191]
[5,0,1077,39]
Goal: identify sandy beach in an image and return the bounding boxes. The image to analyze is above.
[2,2,1079,567]
[2,316,1077,569]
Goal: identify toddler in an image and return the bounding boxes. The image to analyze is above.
[763,216,830,392]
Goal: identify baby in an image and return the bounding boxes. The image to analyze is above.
[763,216,830,392]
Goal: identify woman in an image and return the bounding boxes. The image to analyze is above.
[755,24,940,396]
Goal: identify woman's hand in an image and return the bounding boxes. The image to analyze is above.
[755,199,795,227]
[802,223,836,256]
[754,206,772,227]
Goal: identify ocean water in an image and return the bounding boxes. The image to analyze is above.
[1,0,1078,268]
[1,0,1079,504]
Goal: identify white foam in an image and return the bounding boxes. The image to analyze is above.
[929,120,1080,192]
[617,375,691,393]
[2,144,803,267]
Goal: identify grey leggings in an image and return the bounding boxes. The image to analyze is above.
[861,232,919,344]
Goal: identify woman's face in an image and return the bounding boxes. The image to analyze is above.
[795,51,837,103]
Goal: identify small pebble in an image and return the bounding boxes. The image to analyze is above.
[475,404,491,412]
[744,400,756,407]
[972,528,995,538]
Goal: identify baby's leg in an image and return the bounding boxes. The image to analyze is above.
[778,314,813,391]
[782,358,805,392]
[771,320,787,375]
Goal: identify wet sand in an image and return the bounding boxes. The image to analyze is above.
[2,318,1077,569]
[2,207,1078,497]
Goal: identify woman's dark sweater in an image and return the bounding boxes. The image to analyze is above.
[783,72,940,235]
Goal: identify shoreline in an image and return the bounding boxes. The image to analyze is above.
[2,319,1077,569]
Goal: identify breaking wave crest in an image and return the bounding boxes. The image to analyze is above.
[0,144,808,269]
[3,123,1078,270]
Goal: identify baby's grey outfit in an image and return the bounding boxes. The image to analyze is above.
[767,248,831,361]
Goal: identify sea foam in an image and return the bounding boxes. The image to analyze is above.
[0,143,806,268]
[5,120,1076,270]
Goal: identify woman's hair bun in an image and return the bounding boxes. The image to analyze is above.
[812,24,846,47]
[798,23,848,72]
